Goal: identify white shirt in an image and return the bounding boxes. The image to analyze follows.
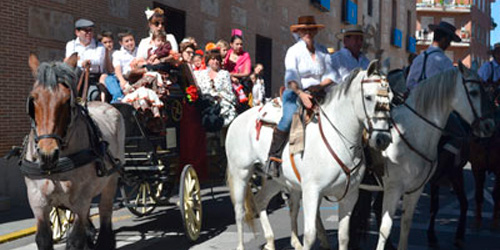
[65,37,105,74]
[478,59,500,83]
[136,33,178,60]
[284,40,335,89]
[406,45,454,90]
[252,79,265,106]
[330,48,370,84]
[112,46,137,76]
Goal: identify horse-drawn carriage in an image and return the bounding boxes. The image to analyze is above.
[34,61,227,243]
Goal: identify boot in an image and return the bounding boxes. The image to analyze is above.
[265,128,288,178]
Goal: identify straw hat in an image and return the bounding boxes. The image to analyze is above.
[290,16,325,33]
[335,25,366,40]
[429,21,461,42]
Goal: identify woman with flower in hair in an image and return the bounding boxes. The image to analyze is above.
[224,29,251,105]
[136,7,178,60]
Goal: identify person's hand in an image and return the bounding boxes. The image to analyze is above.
[231,76,239,83]
[298,91,313,109]
[82,60,91,68]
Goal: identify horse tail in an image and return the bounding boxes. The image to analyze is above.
[226,166,257,233]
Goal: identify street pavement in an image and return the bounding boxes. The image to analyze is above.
[1,166,500,250]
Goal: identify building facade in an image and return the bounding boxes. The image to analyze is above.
[415,0,495,67]
[0,0,416,154]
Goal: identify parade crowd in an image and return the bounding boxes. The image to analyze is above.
[64,7,500,177]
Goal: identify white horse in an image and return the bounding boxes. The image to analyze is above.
[373,63,494,250]
[226,61,393,250]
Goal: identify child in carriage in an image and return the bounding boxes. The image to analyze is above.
[122,30,180,118]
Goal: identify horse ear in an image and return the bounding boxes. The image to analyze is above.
[28,53,39,78]
[64,52,78,68]
[367,59,379,77]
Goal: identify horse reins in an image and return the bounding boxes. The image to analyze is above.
[76,65,90,104]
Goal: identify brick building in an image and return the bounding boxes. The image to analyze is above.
[0,0,415,155]
[415,0,495,67]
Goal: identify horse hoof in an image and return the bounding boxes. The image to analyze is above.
[454,238,465,249]
[262,242,275,250]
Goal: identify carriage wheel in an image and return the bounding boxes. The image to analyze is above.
[120,180,157,217]
[152,159,176,205]
[170,99,183,122]
[50,207,74,242]
[179,164,202,241]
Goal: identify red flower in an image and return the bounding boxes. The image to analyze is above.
[186,85,199,103]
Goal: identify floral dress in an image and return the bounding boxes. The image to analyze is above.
[194,69,237,126]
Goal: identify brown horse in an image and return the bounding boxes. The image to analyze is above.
[24,54,125,249]
[469,127,500,230]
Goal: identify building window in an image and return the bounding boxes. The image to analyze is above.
[342,0,358,24]
[368,0,373,16]
[391,0,397,30]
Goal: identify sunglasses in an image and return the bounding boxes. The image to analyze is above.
[78,28,93,33]
[152,21,164,27]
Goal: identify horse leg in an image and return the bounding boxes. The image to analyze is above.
[66,205,92,250]
[348,189,372,250]
[338,190,359,250]
[398,188,424,250]
[316,208,330,250]
[491,173,500,230]
[254,180,282,250]
[473,169,486,229]
[427,182,440,246]
[95,175,118,250]
[228,169,250,250]
[450,169,468,247]
[301,186,321,250]
[288,190,303,250]
[33,206,53,250]
[376,187,402,250]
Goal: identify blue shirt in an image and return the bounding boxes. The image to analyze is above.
[478,59,500,83]
[330,48,370,84]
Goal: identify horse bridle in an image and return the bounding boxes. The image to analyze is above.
[27,80,77,149]
[462,77,484,130]
[360,74,392,137]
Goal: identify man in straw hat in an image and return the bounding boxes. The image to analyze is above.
[406,21,461,89]
[265,16,335,178]
[478,42,500,87]
[330,25,370,84]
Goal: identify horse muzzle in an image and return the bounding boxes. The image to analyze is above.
[37,147,60,171]
[369,131,392,151]
[473,118,495,138]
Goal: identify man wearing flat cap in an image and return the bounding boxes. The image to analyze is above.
[478,42,500,88]
[406,21,461,89]
[65,18,106,100]
[330,25,370,84]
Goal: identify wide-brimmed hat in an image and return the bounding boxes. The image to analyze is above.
[489,42,500,54]
[429,21,461,42]
[290,16,325,33]
[335,25,366,40]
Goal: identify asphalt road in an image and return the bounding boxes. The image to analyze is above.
[1,166,500,250]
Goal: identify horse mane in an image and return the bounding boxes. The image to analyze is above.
[410,68,459,113]
[323,68,362,104]
[36,62,78,93]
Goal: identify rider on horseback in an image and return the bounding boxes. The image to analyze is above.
[478,42,500,94]
[265,16,335,178]
[406,21,468,164]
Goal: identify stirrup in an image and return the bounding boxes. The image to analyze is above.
[265,157,282,179]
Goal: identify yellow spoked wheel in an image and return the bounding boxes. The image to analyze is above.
[179,164,202,241]
[121,180,157,217]
[50,207,74,242]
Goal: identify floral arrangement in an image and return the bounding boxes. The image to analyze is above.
[186,85,199,103]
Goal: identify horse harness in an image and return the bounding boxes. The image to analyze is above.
[289,76,391,202]
[393,76,485,194]
[20,72,121,177]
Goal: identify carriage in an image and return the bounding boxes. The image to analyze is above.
[48,62,228,243]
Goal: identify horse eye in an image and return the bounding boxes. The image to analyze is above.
[365,95,373,101]
[469,90,479,97]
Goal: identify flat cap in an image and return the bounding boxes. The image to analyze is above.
[75,18,95,29]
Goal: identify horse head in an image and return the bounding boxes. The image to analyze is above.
[457,62,495,138]
[28,53,78,170]
[356,60,393,150]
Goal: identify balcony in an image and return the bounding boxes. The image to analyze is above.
[416,2,471,13]
[415,29,471,47]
